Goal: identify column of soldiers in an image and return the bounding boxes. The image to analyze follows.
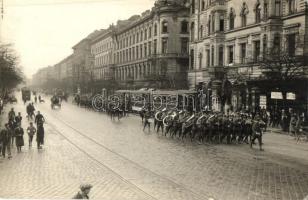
[141,108,266,151]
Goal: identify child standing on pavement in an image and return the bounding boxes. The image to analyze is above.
[27,122,36,147]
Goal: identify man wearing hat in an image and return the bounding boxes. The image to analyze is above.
[73,184,93,199]
[250,115,264,151]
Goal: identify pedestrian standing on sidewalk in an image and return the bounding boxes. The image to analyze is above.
[14,124,24,153]
[73,184,93,199]
[8,108,15,122]
[0,124,12,158]
[27,122,36,147]
[15,112,22,126]
[36,124,44,149]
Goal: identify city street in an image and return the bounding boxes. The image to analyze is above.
[0,94,308,200]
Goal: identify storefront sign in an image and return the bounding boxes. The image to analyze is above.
[286,92,296,100]
[271,92,283,99]
[260,95,267,109]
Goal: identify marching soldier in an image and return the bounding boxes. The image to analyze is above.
[250,116,264,151]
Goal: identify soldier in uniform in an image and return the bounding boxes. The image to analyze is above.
[250,116,264,151]
[143,110,151,132]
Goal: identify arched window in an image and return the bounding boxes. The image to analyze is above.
[229,8,235,30]
[191,22,195,41]
[181,20,189,33]
[240,3,248,27]
[289,0,295,14]
[162,21,168,33]
[255,3,261,23]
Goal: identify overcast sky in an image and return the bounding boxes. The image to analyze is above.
[1,0,155,78]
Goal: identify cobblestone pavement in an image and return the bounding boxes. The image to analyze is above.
[0,94,308,200]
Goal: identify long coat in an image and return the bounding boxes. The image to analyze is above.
[15,128,24,147]
[37,125,44,145]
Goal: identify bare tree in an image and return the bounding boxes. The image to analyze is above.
[0,44,24,98]
[259,50,305,81]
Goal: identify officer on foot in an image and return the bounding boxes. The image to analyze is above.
[250,116,264,151]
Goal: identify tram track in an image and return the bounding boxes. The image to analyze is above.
[41,105,210,200]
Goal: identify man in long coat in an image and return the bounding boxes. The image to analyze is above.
[36,124,44,149]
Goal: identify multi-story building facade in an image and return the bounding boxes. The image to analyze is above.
[113,0,190,89]
[90,28,117,93]
[189,0,308,112]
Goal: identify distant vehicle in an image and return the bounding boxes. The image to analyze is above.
[9,96,17,103]
[21,87,31,102]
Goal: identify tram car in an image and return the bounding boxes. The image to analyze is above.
[115,89,198,112]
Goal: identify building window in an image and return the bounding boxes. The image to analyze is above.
[255,3,261,23]
[241,3,248,27]
[264,1,268,20]
[162,38,168,54]
[228,46,234,64]
[199,53,203,69]
[144,43,147,57]
[219,15,224,31]
[211,46,214,66]
[154,24,157,36]
[200,25,203,39]
[154,39,157,54]
[229,9,235,30]
[136,33,139,43]
[287,34,296,56]
[218,46,224,66]
[263,34,268,55]
[148,41,152,55]
[181,20,189,33]
[273,33,281,54]
[140,45,143,58]
[240,43,246,64]
[140,31,143,41]
[190,49,194,69]
[144,29,147,40]
[275,0,281,16]
[208,17,211,35]
[254,41,260,62]
[191,0,195,14]
[132,47,135,60]
[201,0,205,10]
[162,21,168,33]
[181,38,189,54]
[289,0,296,14]
[136,48,139,59]
[211,14,215,32]
[149,27,152,38]
[191,22,195,41]
[206,49,210,67]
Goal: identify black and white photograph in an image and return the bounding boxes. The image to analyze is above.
[0,0,308,199]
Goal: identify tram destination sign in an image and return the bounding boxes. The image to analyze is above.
[271,92,283,99]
